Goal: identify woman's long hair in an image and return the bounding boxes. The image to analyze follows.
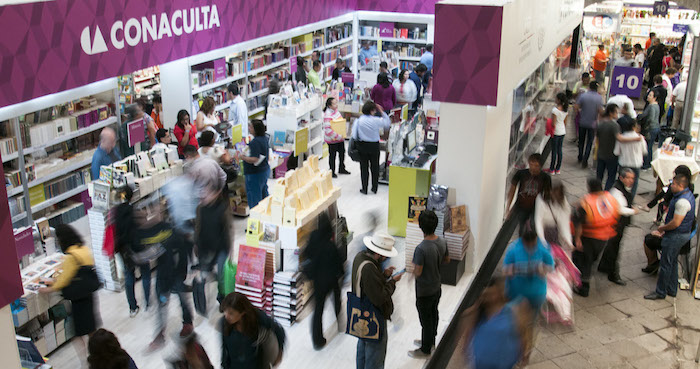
[176,110,190,128]
[200,96,216,116]
[324,97,335,112]
[555,92,569,112]
[221,292,259,340]
[55,224,84,254]
[88,329,131,369]
[377,73,390,88]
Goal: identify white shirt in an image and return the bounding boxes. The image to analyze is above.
[610,187,636,217]
[614,57,635,68]
[673,81,687,103]
[674,198,692,217]
[614,132,648,168]
[607,94,637,119]
[634,52,645,68]
[392,79,417,104]
[534,195,573,247]
[551,107,568,136]
[229,95,249,136]
[196,111,220,142]
[662,74,673,104]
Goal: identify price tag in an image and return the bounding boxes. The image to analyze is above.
[609,66,644,98]
[653,1,669,17]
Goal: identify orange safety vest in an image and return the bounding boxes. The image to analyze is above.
[580,192,619,240]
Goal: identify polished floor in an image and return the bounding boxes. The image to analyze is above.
[47,147,476,369]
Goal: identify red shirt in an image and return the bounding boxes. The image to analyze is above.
[173,123,198,156]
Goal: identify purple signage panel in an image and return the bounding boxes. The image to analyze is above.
[341,72,355,83]
[127,118,145,147]
[673,24,690,34]
[290,56,297,74]
[379,22,394,38]
[432,4,503,106]
[653,1,669,17]
[14,228,34,260]
[0,0,360,108]
[356,0,438,14]
[0,153,24,308]
[609,66,644,98]
[213,58,227,81]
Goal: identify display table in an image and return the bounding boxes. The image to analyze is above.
[387,155,437,237]
[651,153,700,186]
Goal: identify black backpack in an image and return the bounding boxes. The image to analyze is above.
[61,252,101,301]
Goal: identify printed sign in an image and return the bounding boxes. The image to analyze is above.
[379,22,394,38]
[341,72,355,84]
[673,24,690,34]
[290,55,297,74]
[127,118,145,147]
[609,66,644,98]
[236,244,267,290]
[294,127,309,155]
[653,1,669,17]
[213,58,227,81]
[14,227,34,261]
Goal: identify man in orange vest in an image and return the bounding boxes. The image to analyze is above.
[593,44,609,85]
[572,177,620,297]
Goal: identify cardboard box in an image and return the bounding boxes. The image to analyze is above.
[440,258,466,286]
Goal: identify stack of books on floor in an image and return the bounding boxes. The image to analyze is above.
[86,209,123,291]
[405,222,423,273]
[272,272,309,327]
[235,244,273,315]
[444,228,470,262]
[236,280,273,315]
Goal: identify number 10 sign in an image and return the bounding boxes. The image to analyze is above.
[609,66,644,98]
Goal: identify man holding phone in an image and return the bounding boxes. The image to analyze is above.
[409,210,449,358]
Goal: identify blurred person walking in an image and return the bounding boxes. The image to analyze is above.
[301,213,344,350]
[503,228,554,312]
[87,329,138,369]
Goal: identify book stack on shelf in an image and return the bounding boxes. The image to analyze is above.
[323,44,353,63]
[248,76,270,95]
[227,58,245,76]
[6,163,36,189]
[87,208,123,291]
[235,244,274,315]
[37,202,86,228]
[8,197,26,217]
[28,168,90,207]
[21,105,111,148]
[247,51,275,71]
[396,45,426,58]
[326,24,352,43]
[272,271,309,327]
[0,136,16,157]
[359,26,380,37]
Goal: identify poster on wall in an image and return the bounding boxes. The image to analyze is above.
[0,153,26,308]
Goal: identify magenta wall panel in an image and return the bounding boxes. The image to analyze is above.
[432,4,503,106]
[0,154,25,308]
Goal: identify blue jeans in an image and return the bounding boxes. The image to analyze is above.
[244,167,270,209]
[596,157,618,191]
[124,263,152,311]
[644,128,660,168]
[549,135,564,171]
[628,167,641,199]
[356,321,388,369]
[655,232,691,297]
[578,127,595,164]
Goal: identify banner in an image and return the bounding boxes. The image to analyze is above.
[0,0,439,108]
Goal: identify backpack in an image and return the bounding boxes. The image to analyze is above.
[61,251,101,301]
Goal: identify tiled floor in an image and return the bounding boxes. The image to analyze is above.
[45,148,476,369]
[526,137,700,369]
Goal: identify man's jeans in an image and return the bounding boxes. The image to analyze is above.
[644,128,660,168]
[596,157,618,191]
[578,127,595,164]
[124,263,152,311]
[655,232,691,298]
[357,321,388,369]
[416,290,441,354]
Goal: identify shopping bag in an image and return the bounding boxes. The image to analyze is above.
[192,277,207,316]
[345,261,384,342]
[545,118,554,137]
[102,223,116,257]
[219,259,237,297]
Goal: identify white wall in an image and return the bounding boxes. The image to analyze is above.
[0,306,20,368]
[159,58,192,130]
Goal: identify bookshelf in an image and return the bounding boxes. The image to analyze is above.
[0,78,120,228]
[181,14,356,126]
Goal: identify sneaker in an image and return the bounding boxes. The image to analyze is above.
[339,169,351,175]
[180,323,194,337]
[555,170,561,175]
[332,173,338,178]
[608,274,627,286]
[408,348,431,358]
[129,306,140,318]
[413,340,436,350]
[544,169,554,174]
[638,204,651,212]
[644,292,665,300]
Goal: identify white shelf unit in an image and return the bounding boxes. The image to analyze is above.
[0,78,120,227]
[355,11,435,71]
[266,96,324,157]
[182,13,357,125]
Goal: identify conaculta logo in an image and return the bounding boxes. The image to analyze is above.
[81,5,221,55]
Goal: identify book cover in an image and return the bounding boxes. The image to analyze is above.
[408,196,427,221]
[449,205,468,233]
[236,245,268,291]
[273,131,286,146]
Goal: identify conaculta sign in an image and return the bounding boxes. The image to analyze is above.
[81,5,221,55]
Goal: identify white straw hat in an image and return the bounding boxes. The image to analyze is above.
[363,233,398,257]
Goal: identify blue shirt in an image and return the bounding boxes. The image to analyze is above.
[351,112,391,142]
[359,46,378,66]
[469,303,521,369]
[503,239,553,304]
[419,51,433,71]
[409,72,423,104]
[576,90,603,128]
[91,146,121,180]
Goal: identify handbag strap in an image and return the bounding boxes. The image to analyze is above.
[546,202,560,230]
[355,260,374,298]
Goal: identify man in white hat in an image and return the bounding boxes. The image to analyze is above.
[353,232,404,369]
